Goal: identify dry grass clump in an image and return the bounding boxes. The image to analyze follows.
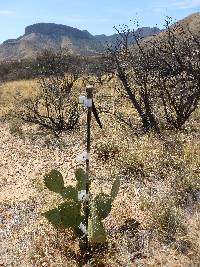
[8,118,25,139]
[94,140,120,162]
[88,114,200,265]
[0,80,38,119]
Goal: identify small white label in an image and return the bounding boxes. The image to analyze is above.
[85,98,92,107]
[78,190,87,201]
[76,151,89,162]
[78,96,92,108]
[86,85,93,89]
[79,222,87,235]
[79,95,86,104]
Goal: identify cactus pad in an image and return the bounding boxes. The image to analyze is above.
[60,186,78,201]
[111,177,120,201]
[58,201,81,228]
[42,208,62,228]
[95,193,112,219]
[44,169,64,193]
[88,201,107,244]
[75,168,86,191]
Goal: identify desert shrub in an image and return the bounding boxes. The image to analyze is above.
[94,140,120,162]
[106,24,161,132]
[0,58,38,82]
[22,49,80,137]
[0,53,84,82]
[171,173,200,207]
[151,199,187,239]
[83,56,114,86]
[107,18,200,131]
[9,119,24,139]
[153,19,200,130]
[139,190,187,240]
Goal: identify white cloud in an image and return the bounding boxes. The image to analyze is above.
[0,10,15,16]
[171,0,200,9]
[153,0,200,12]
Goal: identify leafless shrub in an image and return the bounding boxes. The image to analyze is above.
[153,18,200,129]
[107,18,200,131]
[22,49,80,137]
[106,24,160,132]
[83,56,114,87]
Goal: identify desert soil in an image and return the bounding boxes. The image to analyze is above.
[0,122,81,266]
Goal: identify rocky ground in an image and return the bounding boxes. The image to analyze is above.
[0,122,82,266]
[1,115,200,266]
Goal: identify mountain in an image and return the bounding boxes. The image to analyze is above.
[1,12,199,61]
[0,23,103,60]
[173,12,200,34]
[139,12,200,48]
[0,22,160,61]
[95,26,160,43]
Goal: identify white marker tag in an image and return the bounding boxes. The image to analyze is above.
[78,190,87,201]
[79,96,92,108]
[79,222,87,235]
[76,151,89,162]
[79,95,86,104]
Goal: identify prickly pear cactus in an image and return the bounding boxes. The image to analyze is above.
[44,169,64,193]
[88,200,107,244]
[75,168,86,191]
[42,168,83,231]
[42,168,120,244]
[95,193,112,220]
[111,177,120,201]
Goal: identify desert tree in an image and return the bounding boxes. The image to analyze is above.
[106,24,160,132]
[107,18,200,131]
[82,55,114,86]
[152,18,200,129]
[22,49,80,137]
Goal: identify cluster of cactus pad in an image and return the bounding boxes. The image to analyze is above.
[42,168,120,244]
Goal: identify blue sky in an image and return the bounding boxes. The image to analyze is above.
[0,0,200,43]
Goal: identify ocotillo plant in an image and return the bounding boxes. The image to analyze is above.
[42,85,120,249]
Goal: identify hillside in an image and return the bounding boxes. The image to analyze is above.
[0,22,160,60]
[174,11,200,34]
[1,12,200,61]
[141,12,200,47]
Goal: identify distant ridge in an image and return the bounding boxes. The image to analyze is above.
[24,23,94,39]
[1,12,200,61]
[0,22,160,60]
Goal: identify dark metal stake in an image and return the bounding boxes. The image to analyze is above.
[79,85,102,264]
[79,85,93,263]
[85,85,93,240]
